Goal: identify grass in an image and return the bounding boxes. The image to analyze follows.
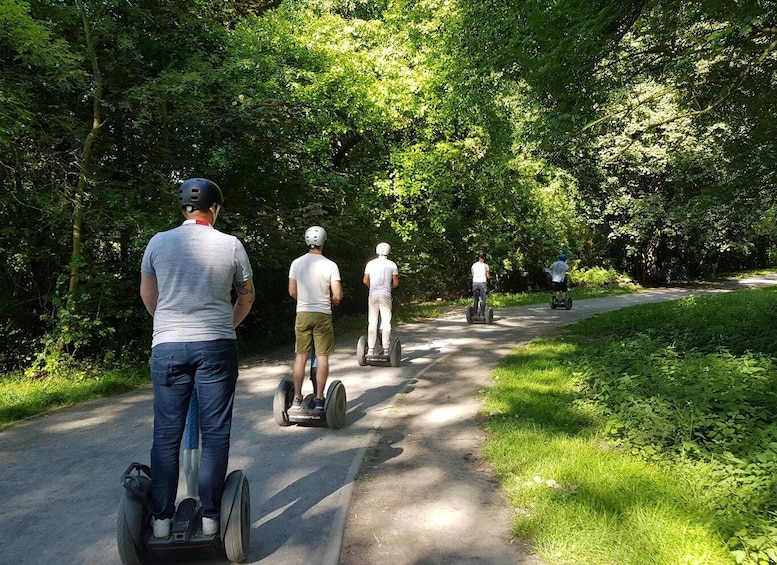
[482,286,777,565]
[0,363,148,429]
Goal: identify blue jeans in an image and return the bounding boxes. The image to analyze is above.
[150,339,238,520]
[473,282,487,313]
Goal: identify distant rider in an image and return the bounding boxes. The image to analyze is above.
[470,251,491,316]
[545,253,570,300]
[363,242,400,355]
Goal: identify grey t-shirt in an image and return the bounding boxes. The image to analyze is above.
[141,221,253,347]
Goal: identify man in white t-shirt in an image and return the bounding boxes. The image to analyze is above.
[363,242,400,355]
[288,226,342,411]
[470,251,491,316]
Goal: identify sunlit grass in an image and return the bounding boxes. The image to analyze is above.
[482,288,777,565]
[0,366,148,429]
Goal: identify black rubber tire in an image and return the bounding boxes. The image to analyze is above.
[325,380,347,429]
[486,307,494,324]
[117,476,150,565]
[273,379,294,426]
[466,307,474,324]
[222,470,250,563]
[389,338,401,367]
[550,297,556,309]
[356,335,367,366]
[565,297,573,310]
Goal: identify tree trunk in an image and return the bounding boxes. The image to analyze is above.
[68,0,105,296]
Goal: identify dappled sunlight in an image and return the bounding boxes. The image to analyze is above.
[46,412,124,432]
[422,506,464,529]
[423,405,468,425]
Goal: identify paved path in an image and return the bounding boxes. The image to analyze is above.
[0,279,771,564]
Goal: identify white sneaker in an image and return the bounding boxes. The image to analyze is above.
[202,516,219,536]
[152,517,171,539]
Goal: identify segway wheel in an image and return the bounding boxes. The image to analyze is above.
[273,379,294,426]
[486,307,494,324]
[325,380,347,429]
[389,337,401,367]
[221,470,250,563]
[356,335,367,366]
[565,297,573,310]
[550,297,556,309]
[466,307,474,324]
[117,475,151,565]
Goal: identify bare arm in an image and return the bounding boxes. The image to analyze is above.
[362,273,370,287]
[140,274,158,316]
[288,278,298,300]
[392,274,400,288]
[331,280,343,306]
[233,278,255,328]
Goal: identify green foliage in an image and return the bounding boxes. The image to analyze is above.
[0,362,148,428]
[2,0,776,372]
[483,287,777,564]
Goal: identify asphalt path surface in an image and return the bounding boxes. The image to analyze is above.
[1,277,773,565]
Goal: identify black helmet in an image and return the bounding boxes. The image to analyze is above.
[179,178,224,211]
[477,251,486,259]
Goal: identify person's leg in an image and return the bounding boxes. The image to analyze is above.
[313,355,329,399]
[481,285,488,315]
[293,313,313,399]
[292,353,308,399]
[367,295,380,354]
[312,313,335,401]
[150,342,194,521]
[474,283,486,314]
[378,295,393,347]
[192,339,238,522]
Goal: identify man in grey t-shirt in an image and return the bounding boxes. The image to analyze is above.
[140,178,255,540]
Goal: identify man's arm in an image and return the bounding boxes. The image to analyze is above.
[331,280,343,306]
[363,273,370,288]
[233,278,256,328]
[288,278,298,300]
[140,274,158,316]
[392,274,400,288]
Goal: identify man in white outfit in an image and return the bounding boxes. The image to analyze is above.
[363,242,400,355]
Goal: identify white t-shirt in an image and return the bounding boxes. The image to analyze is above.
[364,256,398,296]
[289,253,341,314]
[471,261,490,283]
[546,260,569,283]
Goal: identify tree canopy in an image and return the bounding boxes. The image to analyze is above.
[1,0,775,369]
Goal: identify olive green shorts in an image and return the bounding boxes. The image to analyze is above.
[294,312,335,355]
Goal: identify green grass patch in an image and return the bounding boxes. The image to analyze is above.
[0,364,148,429]
[483,287,777,564]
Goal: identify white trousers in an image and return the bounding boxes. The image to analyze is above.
[367,294,393,352]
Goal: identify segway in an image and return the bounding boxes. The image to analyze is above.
[273,352,347,429]
[550,295,573,310]
[117,389,251,565]
[466,287,494,324]
[356,335,402,367]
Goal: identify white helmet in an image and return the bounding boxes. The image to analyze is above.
[376,242,391,256]
[304,226,327,248]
